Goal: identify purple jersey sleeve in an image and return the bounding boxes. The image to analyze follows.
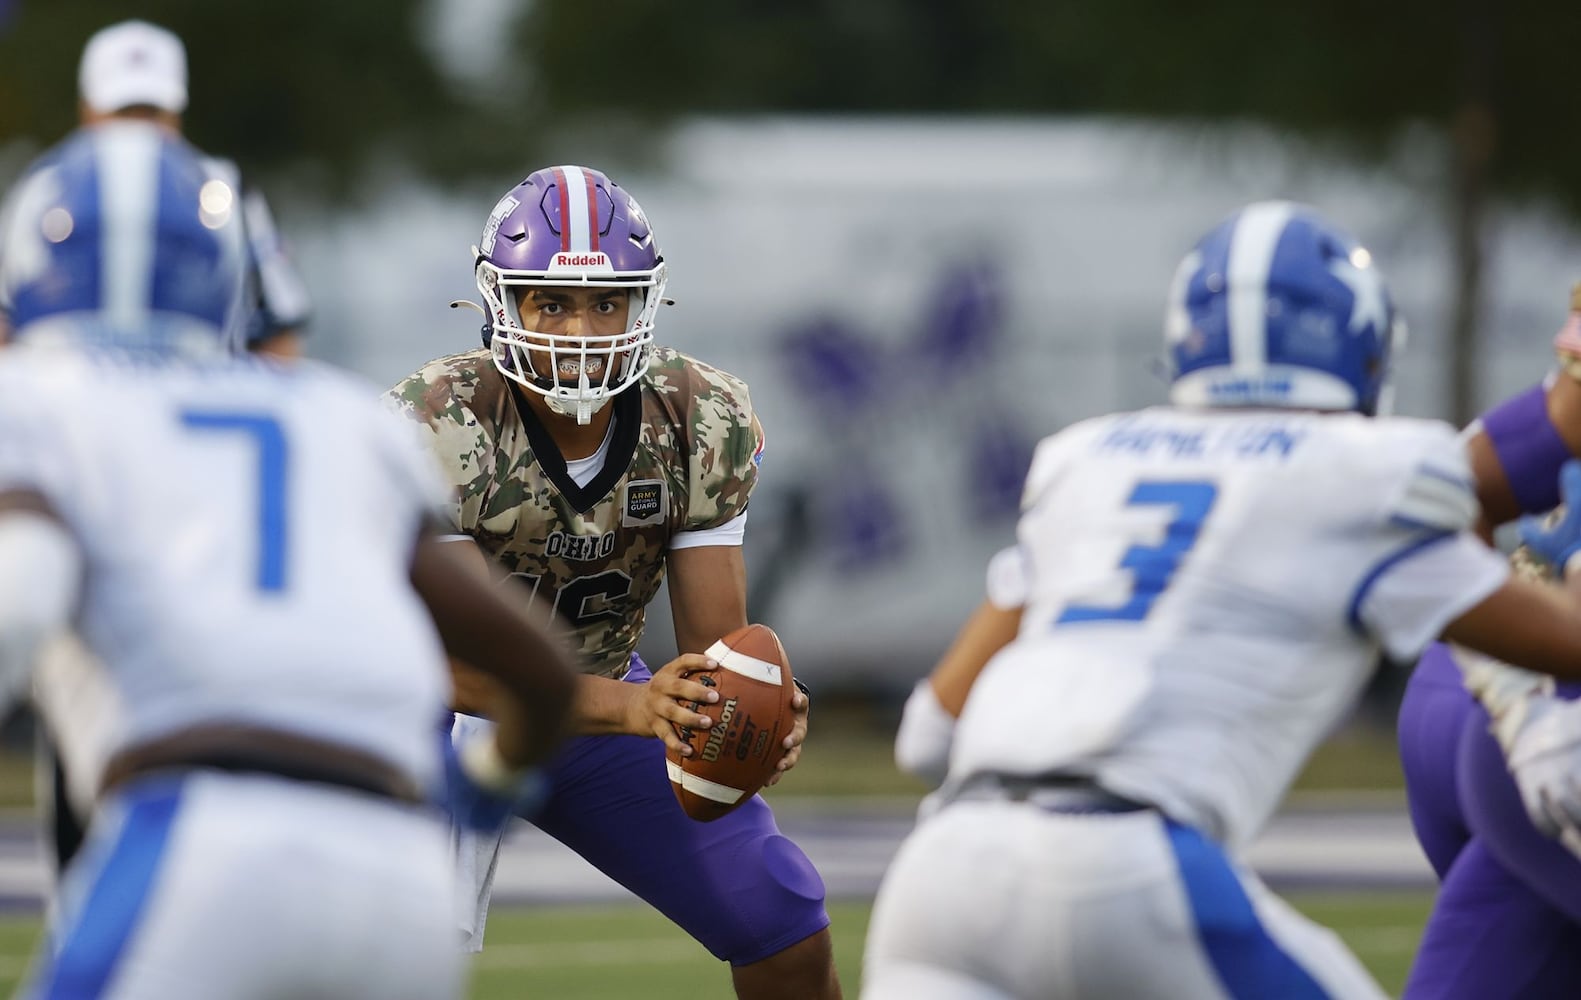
[1480,383,1572,514]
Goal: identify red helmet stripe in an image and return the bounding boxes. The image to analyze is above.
[584,170,600,251]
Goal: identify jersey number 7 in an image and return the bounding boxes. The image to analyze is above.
[1057,480,1217,624]
[181,409,289,592]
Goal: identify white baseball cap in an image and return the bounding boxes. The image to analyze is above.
[78,20,188,115]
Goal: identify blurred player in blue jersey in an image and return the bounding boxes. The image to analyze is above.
[386,165,840,999]
[1,19,312,355]
[0,122,576,998]
[1395,286,1581,999]
[864,201,1581,1000]
[0,18,320,882]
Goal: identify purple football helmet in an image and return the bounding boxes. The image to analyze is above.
[474,165,667,424]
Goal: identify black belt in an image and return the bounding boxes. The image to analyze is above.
[101,724,421,805]
[948,772,1154,815]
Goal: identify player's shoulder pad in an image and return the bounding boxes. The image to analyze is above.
[0,352,59,424]
[1372,417,1480,534]
[646,346,756,445]
[291,360,406,425]
[647,346,753,411]
[1018,415,1115,512]
[383,349,496,428]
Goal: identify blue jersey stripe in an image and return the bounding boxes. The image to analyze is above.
[39,780,185,999]
[1165,820,1331,999]
[1345,531,1455,635]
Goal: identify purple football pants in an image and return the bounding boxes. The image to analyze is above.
[1399,644,1581,998]
[526,654,830,965]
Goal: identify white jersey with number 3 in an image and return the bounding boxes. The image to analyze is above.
[0,348,450,790]
[949,406,1510,850]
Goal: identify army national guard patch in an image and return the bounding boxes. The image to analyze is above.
[623,480,667,527]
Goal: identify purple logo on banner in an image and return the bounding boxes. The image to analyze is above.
[773,255,1036,570]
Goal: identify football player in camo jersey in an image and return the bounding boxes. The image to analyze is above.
[386,165,841,1000]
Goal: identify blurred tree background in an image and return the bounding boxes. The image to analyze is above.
[0,0,509,193]
[5,0,1577,421]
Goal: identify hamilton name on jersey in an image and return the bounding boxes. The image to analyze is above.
[387,345,762,678]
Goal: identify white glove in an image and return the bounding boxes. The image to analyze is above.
[894,680,955,788]
[1458,648,1552,751]
[1506,696,1581,855]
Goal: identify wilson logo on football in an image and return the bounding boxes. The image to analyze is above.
[550,252,610,269]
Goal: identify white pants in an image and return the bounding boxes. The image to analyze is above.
[27,772,465,1000]
[32,634,121,823]
[862,800,1386,1000]
[450,713,507,953]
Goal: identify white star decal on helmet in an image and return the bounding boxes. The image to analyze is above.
[1326,252,1389,336]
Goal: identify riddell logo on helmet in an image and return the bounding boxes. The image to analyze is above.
[552,252,610,268]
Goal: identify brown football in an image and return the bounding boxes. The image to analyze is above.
[666,624,795,822]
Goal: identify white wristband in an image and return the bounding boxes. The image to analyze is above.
[458,734,522,794]
[894,680,957,787]
[0,513,78,703]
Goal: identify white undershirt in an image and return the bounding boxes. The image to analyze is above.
[563,419,616,488]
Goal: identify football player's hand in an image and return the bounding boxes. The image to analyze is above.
[634,653,721,756]
[1517,461,1581,577]
[1506,696,1581,856]
[440,722,550,832]
[765,684,809,787]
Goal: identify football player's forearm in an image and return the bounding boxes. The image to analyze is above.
[1444,577,1581,683]
[411,534,577,766]
[570,675,645,735]
[929,601,1022,716]
[448,659,502,717]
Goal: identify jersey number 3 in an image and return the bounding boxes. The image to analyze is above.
[1057,480,1217,624]
[181,410,288,592]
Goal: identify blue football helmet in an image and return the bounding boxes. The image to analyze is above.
[0,121,247,354]
[1164,200,1403,416]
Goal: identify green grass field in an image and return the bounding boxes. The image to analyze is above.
[0,710,1427,995]
[0,892,1433,997]
[473,892,1434,998]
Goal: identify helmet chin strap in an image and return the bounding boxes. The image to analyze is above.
[544,390,609,426]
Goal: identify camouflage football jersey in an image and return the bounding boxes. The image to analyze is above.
[386,346,762,678]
